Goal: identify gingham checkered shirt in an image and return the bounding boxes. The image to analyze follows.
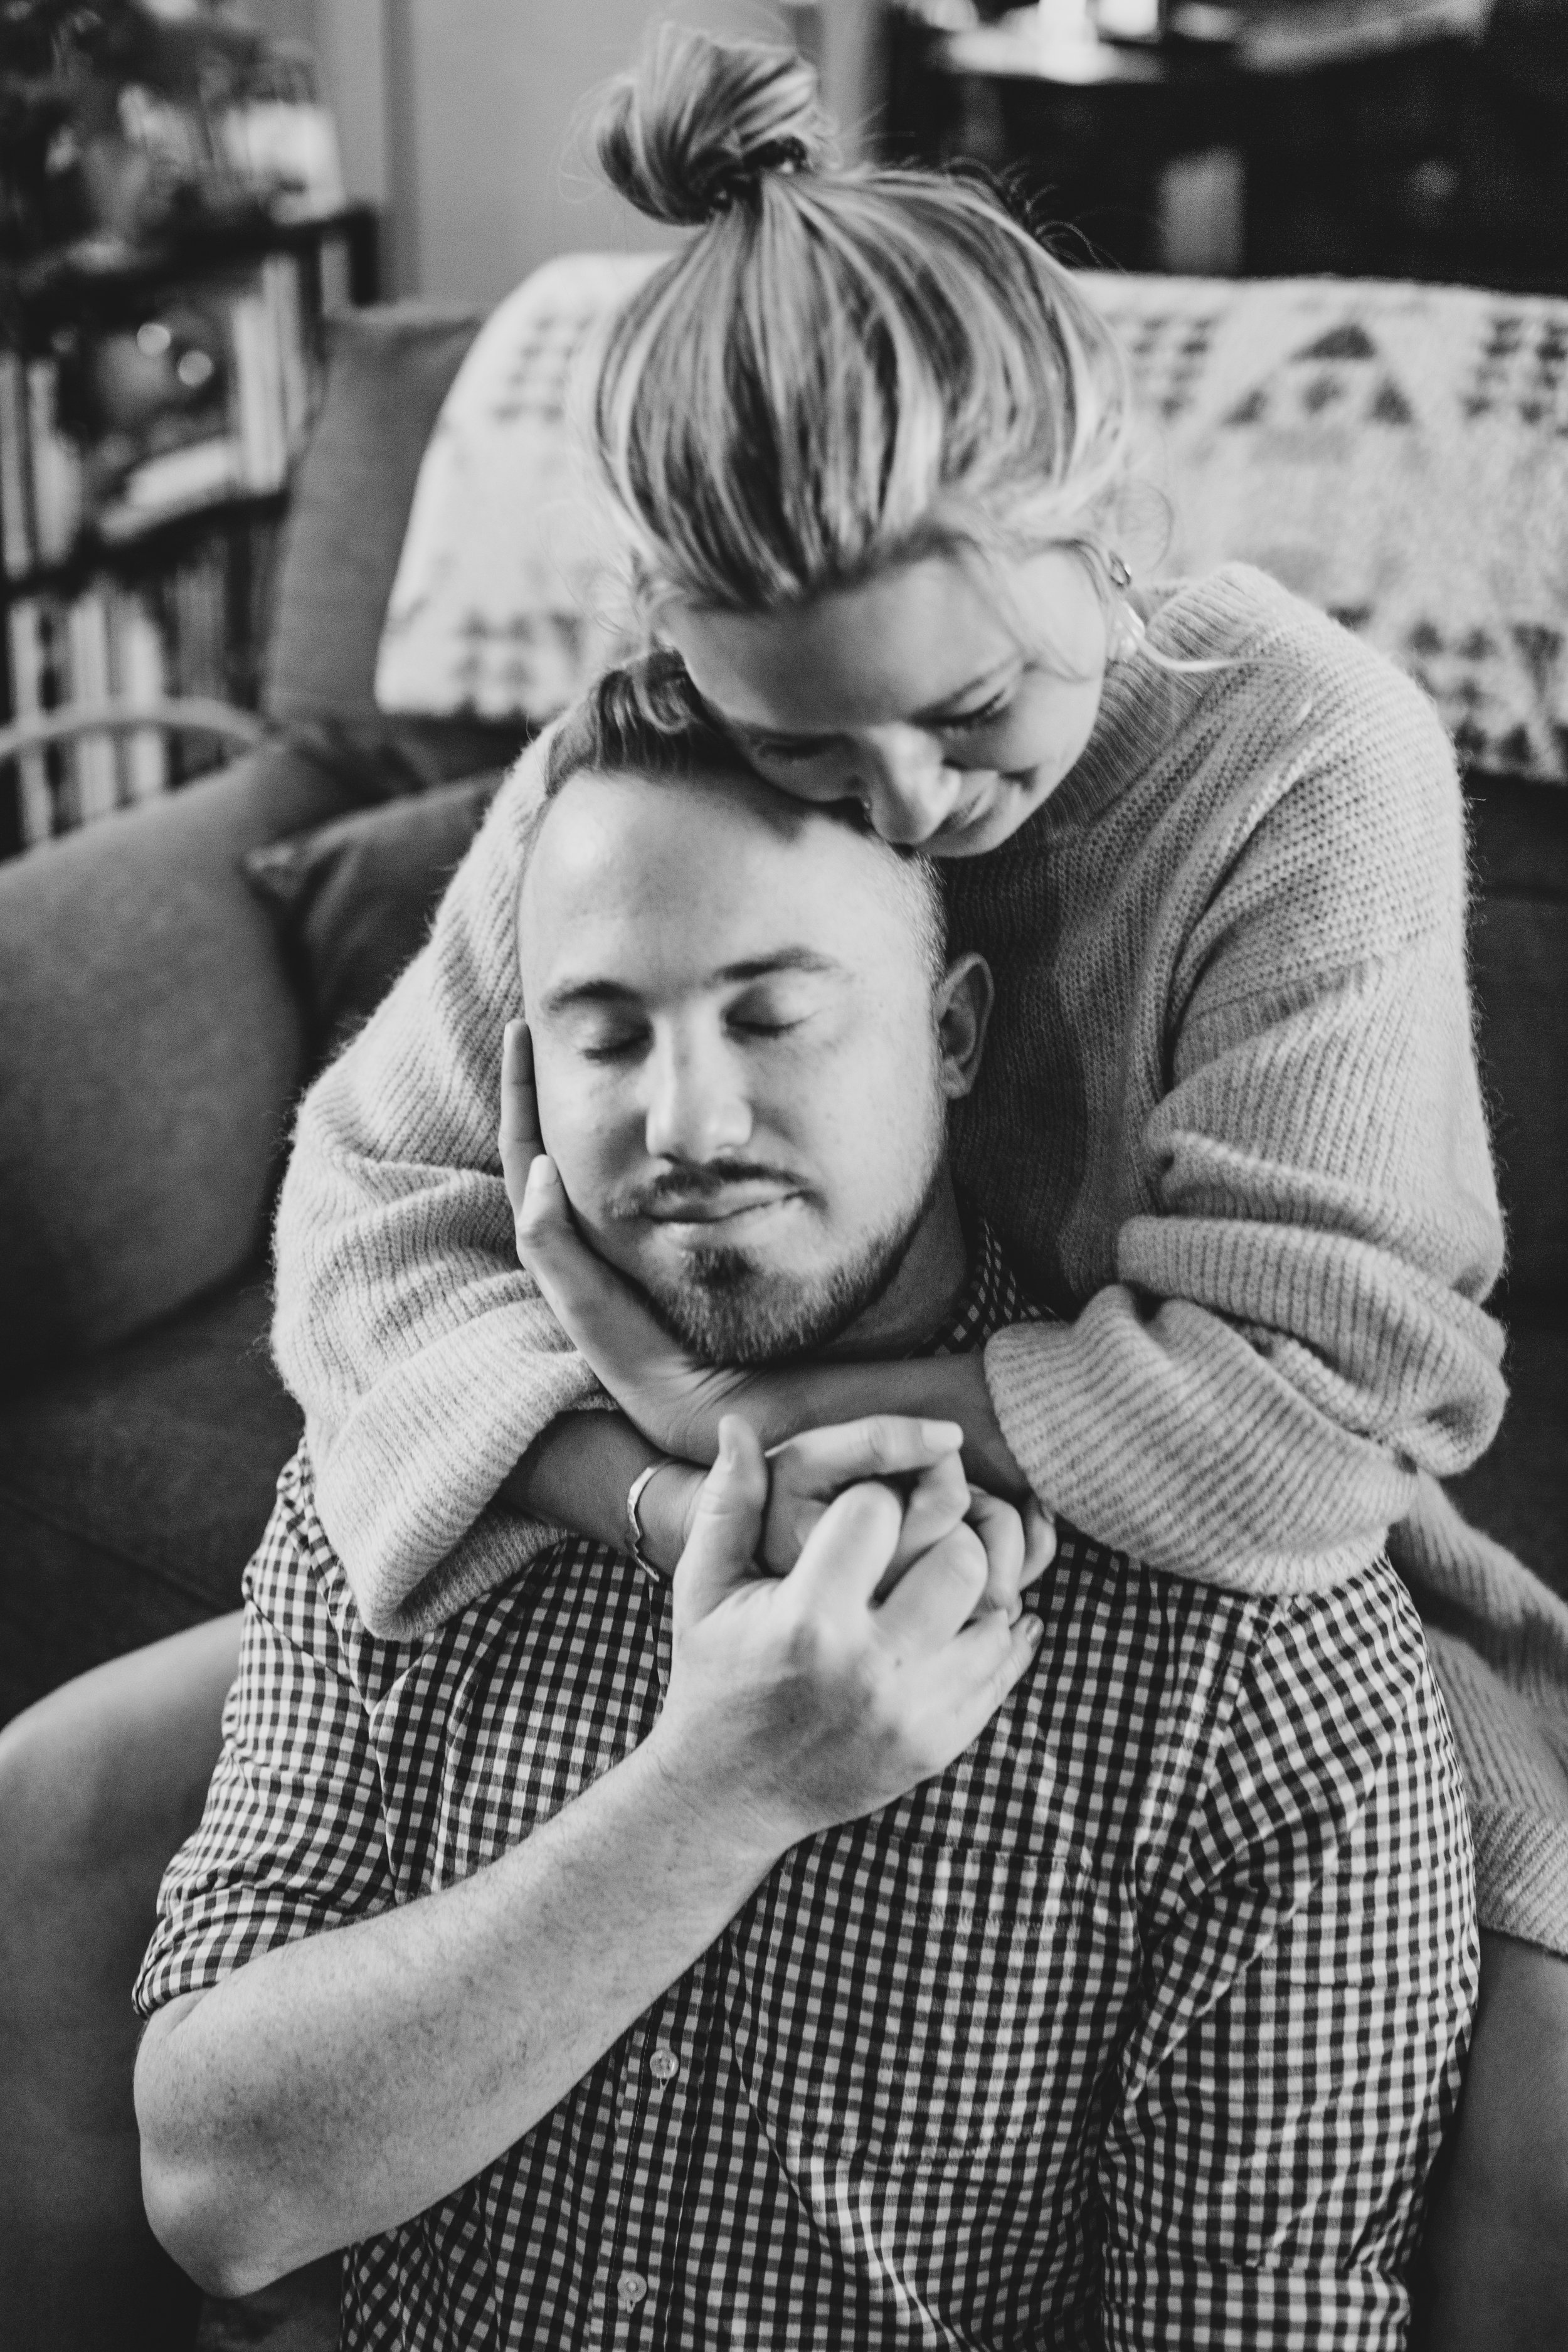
[137,1219,1476,2349]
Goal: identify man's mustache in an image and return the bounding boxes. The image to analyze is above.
[612,1162,805,1219]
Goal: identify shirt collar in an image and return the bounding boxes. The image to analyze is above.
[906,1206,1037,1360]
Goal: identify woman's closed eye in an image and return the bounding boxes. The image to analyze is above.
[938,688,1015,736]
[751,689,1015,764]
[752,733,836,766]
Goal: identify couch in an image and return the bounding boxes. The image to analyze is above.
[0,305,527,1729]
[0,287,1563,2349]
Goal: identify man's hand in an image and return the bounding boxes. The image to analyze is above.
[761,1420,1055,1618]
[647,1417,1047,1856]
[633,1419,1054,1621]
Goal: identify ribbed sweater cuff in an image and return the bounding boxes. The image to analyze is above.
[1468,1804,1568,1957]
[310,1305,603,1637]
[982,1309,1397,1598]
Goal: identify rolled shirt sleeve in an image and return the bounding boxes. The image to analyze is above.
[1101,1566,1478,2348]
[135,1451,399,2018]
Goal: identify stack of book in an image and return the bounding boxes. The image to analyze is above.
[1,251,317,853]
[0,354,82,578]
[3,527,275,850]
[0,253,314,573]
[5,582,169,842]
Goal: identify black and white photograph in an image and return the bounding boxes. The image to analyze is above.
[1,1,1565,2346]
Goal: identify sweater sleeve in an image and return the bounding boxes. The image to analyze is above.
[983,664,1508,1596]
[271,731,603,1638]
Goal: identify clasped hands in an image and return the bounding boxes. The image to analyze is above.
[499,1022,1053,1624]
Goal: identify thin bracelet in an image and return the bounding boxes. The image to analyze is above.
[625,1461,668,1576]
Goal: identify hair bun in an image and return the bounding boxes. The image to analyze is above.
[595,24,835,228]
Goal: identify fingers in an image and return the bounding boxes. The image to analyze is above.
[1020,1496,1057,1591]
[764,1419,967,1585]
[499,1020,542,1216]
[515,1155,697,1403]
[886,1451,972,1570]
[874,1520,990,1652]
[963,1488,1026,1623]
[672,1416,769,1618]
[938,1605,1046,1748]
[869,1454,972,1601]
[787,1478,906,1616]
[512,1152,579,1311]
[514,1154,629,1343]
[765,1415,964,1498]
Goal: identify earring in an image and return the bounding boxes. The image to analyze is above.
[1104,551,1145,663]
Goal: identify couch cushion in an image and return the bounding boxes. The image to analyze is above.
[0,1276,301,1726]
[263,303,526,782]
[241,771,502,1065]
[0,743,355,1384]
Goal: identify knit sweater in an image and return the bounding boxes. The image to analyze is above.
[272,563,1568,1951]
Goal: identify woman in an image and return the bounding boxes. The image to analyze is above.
[272,28,1568,2339]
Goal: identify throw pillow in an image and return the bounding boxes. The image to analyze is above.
[241,771,503,1064]
[262,301,527,783]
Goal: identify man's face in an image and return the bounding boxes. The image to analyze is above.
[519,766,953,1363]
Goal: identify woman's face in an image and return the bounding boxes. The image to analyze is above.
[663,547,1110,859]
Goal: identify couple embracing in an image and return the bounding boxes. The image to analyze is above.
[135,28,1568,2348]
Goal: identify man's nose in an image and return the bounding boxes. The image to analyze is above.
[849,726,964,845]
[643,1032,753,1164]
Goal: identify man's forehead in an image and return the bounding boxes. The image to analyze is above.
[521,765,899,978]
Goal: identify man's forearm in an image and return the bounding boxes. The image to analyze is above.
[135,1734,780,2299]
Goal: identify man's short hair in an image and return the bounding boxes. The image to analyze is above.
[543,650,948,979]
[544,648,736,797]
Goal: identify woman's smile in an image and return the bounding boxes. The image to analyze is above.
[664,549,1111,861]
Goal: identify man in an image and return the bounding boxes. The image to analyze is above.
[135,672,1476,2348]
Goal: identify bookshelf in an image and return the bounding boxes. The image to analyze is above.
[0,200,379,859]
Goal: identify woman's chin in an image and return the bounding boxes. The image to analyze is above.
[928,773,1059,858]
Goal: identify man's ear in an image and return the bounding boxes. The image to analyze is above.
[935,953,993,1101]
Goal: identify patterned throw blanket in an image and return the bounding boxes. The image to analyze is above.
[375,258,1568,785]
[374,252,657,724]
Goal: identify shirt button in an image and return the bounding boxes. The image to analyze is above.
[649,2042,680,2085]
[616,2270,648,2312]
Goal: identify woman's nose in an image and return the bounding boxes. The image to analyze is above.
[849,726,963,845]
[644,1034,753,1164]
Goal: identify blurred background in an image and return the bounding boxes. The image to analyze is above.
[241,0,1568,300]
[1,0,1563,849]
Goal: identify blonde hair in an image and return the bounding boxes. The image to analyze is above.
[591,25,1136,627]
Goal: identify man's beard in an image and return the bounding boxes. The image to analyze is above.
[635,1143,946,1368]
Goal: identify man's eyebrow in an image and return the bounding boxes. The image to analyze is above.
[714,949,842,982]
[729,660,1020,746]
[541,948,842,1014]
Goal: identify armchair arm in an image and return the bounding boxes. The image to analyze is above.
[0,700,265,779]
[0,1616,242,2352]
